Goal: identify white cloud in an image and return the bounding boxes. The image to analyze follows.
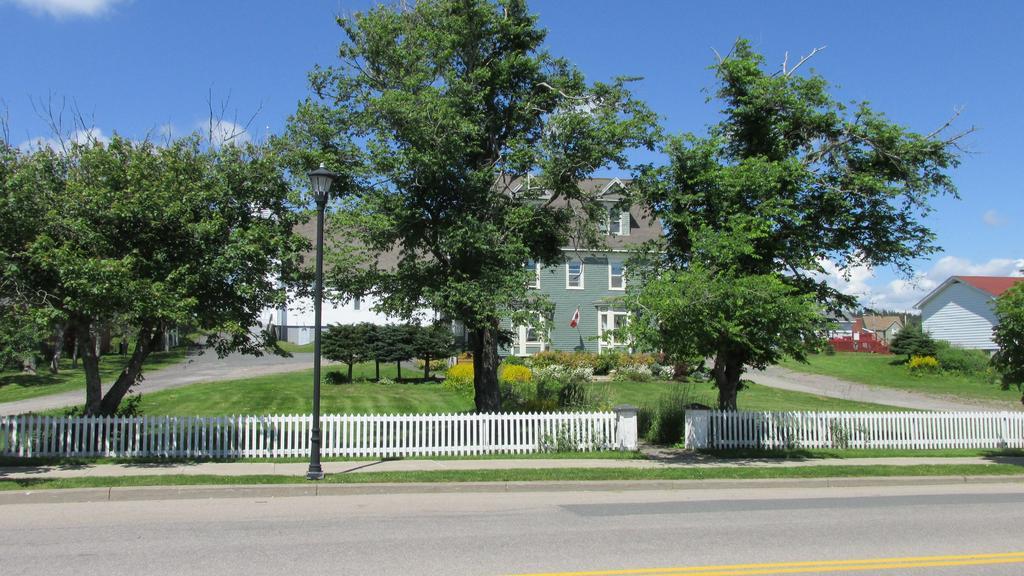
[203,120,251,148]
[2,0,127,18]
[983,209,1007,227]
[814,258,874,299]
[820,255,1024,312]
[18,127,109,152]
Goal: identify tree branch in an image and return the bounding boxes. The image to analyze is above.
[785,45,827,77]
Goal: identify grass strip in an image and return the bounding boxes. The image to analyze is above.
[3,464,1023,491]
[701,448,1024,459]
[0,450,643,468]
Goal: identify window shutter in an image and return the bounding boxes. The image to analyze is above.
[620,211,630,236]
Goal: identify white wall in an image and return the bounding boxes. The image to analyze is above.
[921,282,999,350]
[260,293,436,345]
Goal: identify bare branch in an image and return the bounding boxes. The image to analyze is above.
[535,82,589,101]
[785,45,827,77]
[927,106,963,138]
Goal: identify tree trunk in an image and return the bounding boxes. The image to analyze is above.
[347,361,353,382]
[396,361,402,381]
[471,323,501,413]
[375,360,380,381]
[424,354,431,380]
[76,319,103,415]
[21,355,36,375]
[712,353,744,411]
[98,325,158,415]
[71,333,79,368]
[50,324,66,374]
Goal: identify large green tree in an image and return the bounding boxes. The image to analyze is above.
[992,282,1024,404]
[293,0,655,411]
[628,40,965,409]
[0,135,306,414]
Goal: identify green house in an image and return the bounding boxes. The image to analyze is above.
[502,178,662,356]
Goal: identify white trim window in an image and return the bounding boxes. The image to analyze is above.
[609,261,625,290]
[566,259,584,289]
[515,315,547,355]
[608,207,622,235]
[525,260,541,289]
[598,308,631,353]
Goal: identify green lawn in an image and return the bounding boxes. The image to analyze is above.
[275,341,314,353]
[779,352,1019,405]
[89,364,900,417]
[0,350,187,404]
[606,379,896,412]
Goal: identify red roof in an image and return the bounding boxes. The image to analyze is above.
[956,276,1024,297]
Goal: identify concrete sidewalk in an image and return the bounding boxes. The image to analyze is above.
[3,454,1023,480]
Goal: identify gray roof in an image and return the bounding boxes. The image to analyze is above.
[294,178,662,271]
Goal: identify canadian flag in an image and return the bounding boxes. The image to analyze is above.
[569,307,580,328]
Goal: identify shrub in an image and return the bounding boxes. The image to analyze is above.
[502,355,527,366]
[908,355,940,374]
[890,325,937,360]
[612,363,653,382]
[650,364,674,379]
[377,377,397,386]
[934,341,989,375]
[498,364,532,385]
[638,385,703,445]
[529,351,598,370]
[415,358,449,372]
[324,371,349,385]
[824,343,836,356]
[593,351,624,375]
[443,363,475,396]
[533,364,594,383]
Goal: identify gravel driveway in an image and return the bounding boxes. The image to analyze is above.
[0,351,319,416]
[748,364,1020,411]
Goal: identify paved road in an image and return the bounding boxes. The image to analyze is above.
[0,351,317,416]
[2,483,1023,575]
[749,365,1019,411]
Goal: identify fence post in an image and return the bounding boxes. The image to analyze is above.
[685,410,710,450]
[613,404,638,451]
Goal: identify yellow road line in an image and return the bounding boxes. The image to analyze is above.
[508,551,1024,576]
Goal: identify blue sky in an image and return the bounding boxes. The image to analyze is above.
[2,0,1020,310]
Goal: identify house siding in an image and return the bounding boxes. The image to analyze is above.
[503,251,629,355]
[921,282,999,351]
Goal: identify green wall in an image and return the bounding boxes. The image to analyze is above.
[502,251,628,356]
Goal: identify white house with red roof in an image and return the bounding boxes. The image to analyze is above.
[915,275,1024,351]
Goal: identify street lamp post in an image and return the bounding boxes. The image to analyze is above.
[306,163,337,481]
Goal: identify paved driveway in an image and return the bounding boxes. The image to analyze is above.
[749,364,1020,411]
[0,351,317,416]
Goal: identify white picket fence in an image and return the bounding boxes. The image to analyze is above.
[684,410,1024,450]
[0,410,634,459]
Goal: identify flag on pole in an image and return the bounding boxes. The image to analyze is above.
[569,307,580,328]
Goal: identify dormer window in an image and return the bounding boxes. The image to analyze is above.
[602,206,629,236]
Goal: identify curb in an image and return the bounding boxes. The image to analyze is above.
[2,475,1024,505]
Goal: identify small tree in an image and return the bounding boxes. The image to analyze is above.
[992,282,1024,404]
[413,323,456,380]
[0,135,305,414]
[889,324,937,361]
[377,324,417,381]
[321,323,366,382]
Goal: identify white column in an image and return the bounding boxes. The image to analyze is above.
[685,410,710,450]
[613,404,638,451]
